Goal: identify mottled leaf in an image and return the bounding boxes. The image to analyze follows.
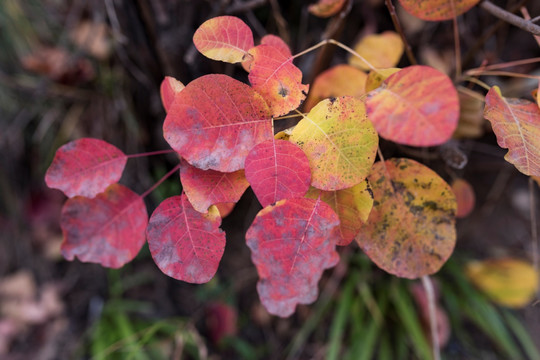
[398,0,481,21]
[290,96,378,191]
[163,74,273,172]
[366,65,459,146]
[160,76,185,112]
[308,0,346,18]
[193,16,254,63]
[466,258,539,308]
[355,158,457,278]
[245,139,311,207]
[248,44,309,116]
[365,68,400,92]
[349,32,404,71]
[45,138,127,198]
[306,179,374,245]
[180,160,249,213]
[304,64,367,112]
[246,197,340,317]
[484,86,540,176]
[451,178,475,218]
[146,194,225,284]
[60,184,147,268]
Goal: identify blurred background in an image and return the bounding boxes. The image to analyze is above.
[1,0,540,359]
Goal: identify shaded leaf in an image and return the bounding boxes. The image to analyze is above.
[466,258,539,308]
[146,194,225,284]
[355,158,457,278]
[365,68,400,92]
[160,76,185,112]
[451,178,475,218]
[308,0,347,18]
[290,96,378,191]
[304,64,367,112]
[246,197,340,317]
[242,35,291,72]
[180,160,249,213]
[398,0,481,21]
[350,32,404,71]
[60,184,147,268]
[245,139,311,207]
[45,138,127,198]
[248,44,309,116]
[484,86,540,176]
[164,74,273,172]
[193,16,254,63]
[215,202,236,218]
[366,65,459,146]
[454,90,485,138]
[306,180,373,245]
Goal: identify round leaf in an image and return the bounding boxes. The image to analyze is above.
[355,158,457,278]
[398,0,481,21]
[60,184,147,268]
[147,194,225,284]
[349,32,404,71]
[451,178,475,218]
[308,0,347,18]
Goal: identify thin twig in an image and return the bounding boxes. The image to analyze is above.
[421,276,441,360]
[466,70,540,79]
[126,149,176,159]
[480,0,540,36]
[530,178,539,286]
[466,57,540,73]
[384,0,416,65]
[520,7,540,46]
[460,76,491,91]
[450,0,462,78]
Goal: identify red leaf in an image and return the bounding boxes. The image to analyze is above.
[146,194,225,284]
[248,44,309,116]
[45,138,127,198]
[398,0,480,21]
[451,178,475,218]
[366,66,459,146]
[242,35,291,72]
[60,184,147,268]
[246,198,340,317]
[163,74,273,172]
[244,139,311,207]
[193,16,254,64]
[180,160,249,213]
[160,76,185,112]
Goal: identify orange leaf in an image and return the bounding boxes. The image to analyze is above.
[308,0,347,18]
[242,35,291,72]
[304,64,367,112]
[484,86,540,176]
[193,16,254,63]
[349,32,404,71]
[356,158,457,278]
[451,178,475,218]
[365,65,459,146]
[398,0,481,21]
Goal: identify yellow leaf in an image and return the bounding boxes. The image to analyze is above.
[349,32,403,71]
[365,68,400,92]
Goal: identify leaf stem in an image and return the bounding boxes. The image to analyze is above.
[140,163,181,199]
[384,0,417,65]
[273,113,305,120]
[465,70,540,80]
[460,76,491,91]
[126,149,176,159]
[421,275,441,360]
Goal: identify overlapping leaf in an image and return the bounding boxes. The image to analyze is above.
[308,0,346,18]
[163,74,273,172]
[349,32,404,71]
[146,194,225,284]
[45,138,127,198]
[160,76,185,112]
[290,96,378,191]
[180,160,249,213]
[306,180,373,246]
[242,35,291,72]
[356,158,457,278]
[193,16,254,63]
[398,0,481,21]
[304,64,367,112]
[451,178,475,218]
[60,184,147,268]
[248,44,309,116]
[365,65,459,146]
[365,68,400,92]
[246,197,340,317]
[484,87,540,176]
[244,139,311,207]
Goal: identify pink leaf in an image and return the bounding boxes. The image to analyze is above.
[160,76,185,112]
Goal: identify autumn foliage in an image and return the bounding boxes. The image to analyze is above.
[45,4,540,317]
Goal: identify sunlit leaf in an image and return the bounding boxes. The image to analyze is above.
[304,64,367,112]
[246,197,340,317]
[365,68,400,92]
[484,86,540,176]
[193,16,254,63]
[45,138,127,198]
[146,194,225,284]
[180,160,249,213]
[356,158,457,278]
[466,258,539,308]
[398,0,481,21]
[160,76,185,112]
[290,96,378,191]
[366,65,459,146]
[451,178,475,218]
[164,74,273,172]
[306,180,373,245]
[60,184,147,268]
[248,44,309,116]
[245,139,311,207]
[350,32,404,71]
[242,35,291,72]
[308,0,346,18]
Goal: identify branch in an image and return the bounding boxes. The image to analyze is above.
[480,0,540,36]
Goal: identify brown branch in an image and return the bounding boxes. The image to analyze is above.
[385,0,417,65]
[480,0,540,36]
